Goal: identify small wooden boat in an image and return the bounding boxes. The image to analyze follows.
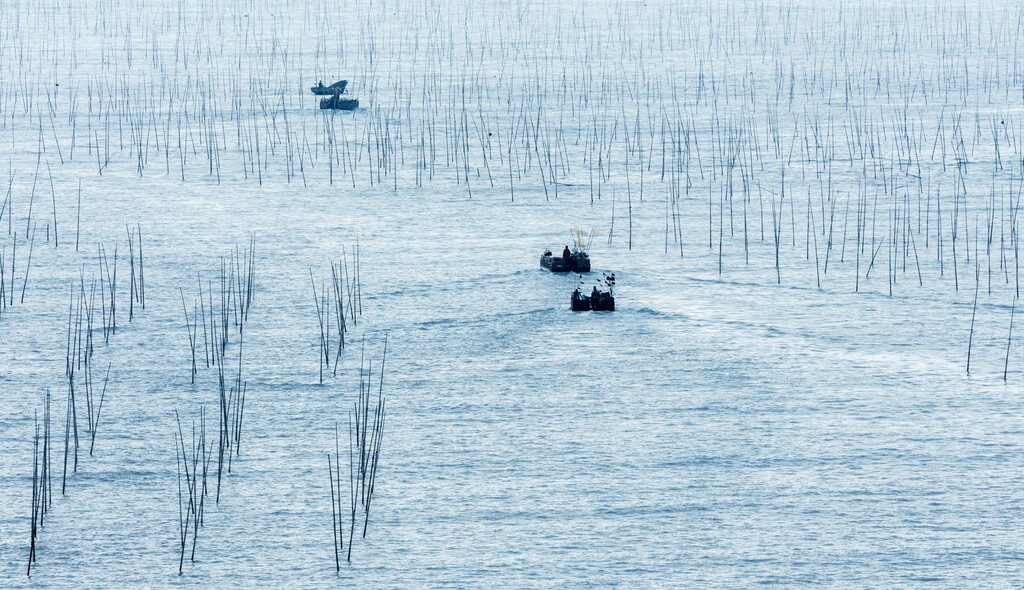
[311,80,348,95]
[320,96,359,110]
[570,272,616,312]
[571,287,614,312]
[540,250,590,273]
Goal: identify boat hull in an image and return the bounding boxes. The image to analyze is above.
[320,97,359,110]
[540,254,567,272]
[571,289,614,312]
[540,252,590,273]
[311,80,348,95]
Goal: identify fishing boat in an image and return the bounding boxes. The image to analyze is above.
[320,96,359,110]
[540,226,599,273]
[310,79,348,95]
[540,250,590,273]
[570,286,614,311]
[570,272,616,312]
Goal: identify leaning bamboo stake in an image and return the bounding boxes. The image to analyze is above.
[75,181,81,251]
[89,363,111,455]
[328,453,340,572]
[967,262,980,375]
[1005,296,1016,382]
[347,409,356,562]
[28,411,40,576]
[310,269,328,384]
[180,288,198,383]
[20,224,36,304]
[47,164,57,248]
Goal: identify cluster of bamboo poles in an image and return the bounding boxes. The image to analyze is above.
[28,391,53,576]
[61,249,123,493]
[172,238,255,574]
[212,336,248,497]
[174,408,212,575]
[310,244,362,383]
[181,235,257,383]
[328,336,387,568]
[172,331,249,575]
[24,225,140,574]
[63,275,113,480]
[59,231,142,357]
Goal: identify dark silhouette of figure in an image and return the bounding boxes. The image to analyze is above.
[562,245,572,271]
[571,287,588,311]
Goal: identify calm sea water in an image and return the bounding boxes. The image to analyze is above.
[2,0,1023,587]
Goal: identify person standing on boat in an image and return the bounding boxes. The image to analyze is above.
[562,245,572,270]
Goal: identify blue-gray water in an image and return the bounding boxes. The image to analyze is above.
[2,0,1023,587]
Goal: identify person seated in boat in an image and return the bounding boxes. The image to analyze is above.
[318,80,324,88]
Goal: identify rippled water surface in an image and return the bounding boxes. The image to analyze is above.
[2,0,1024,587]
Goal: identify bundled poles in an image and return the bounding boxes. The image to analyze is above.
[311,246,363,382]
[181,288,198,383]
[358,335,387,538]
[62,283,84,492]
[96,243,118,342]
[126,224,145,321]
[172,277,250,570]
[170,238,256,574]
[328,452,341,572]
[240,233,255,324]
[175,408,212,575]
[346,415,357,562]
[90,235,144,340]
[330,262,347,373]
[311,269,328,384]
[327,336,388,567]
[58,274,111,494]
[181,236,257,381]
[214,333,247,501]
[28,392,52,576]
